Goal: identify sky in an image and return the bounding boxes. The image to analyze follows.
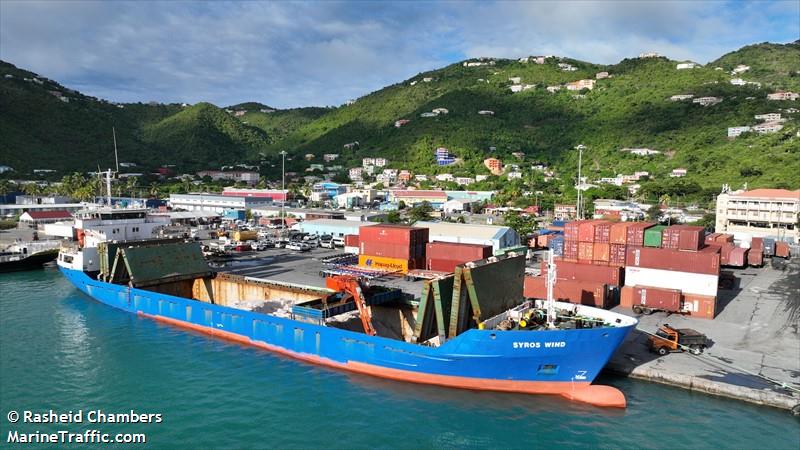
[1,0,798,108]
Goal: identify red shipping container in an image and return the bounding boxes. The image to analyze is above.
[593,221,612,243]
[593,243,610,262]
[523,276,607,308]
[747,249,763,267]
[704,233,720,245]
[344,234,359,247]
[541,259,623,285]
[626,246,720,275]
[578,220,603,243]
[677,225,705,251]
[750,237,764,250]
[426,242,491,264]
[563,239,579,260]
[715,234,734,243]
[661,226,681,249]
[724,247,748,267]
[564,222,580,241]
[610,222,633,245]
[632,286,682,312]
[620,286,635,308]
[682,293,717,319]
[359,224,429,246]
[609,244,628,266]
[775,241,790,258]
[578,242,594,260]
[427,258,466,273]
[360,241,425,260]
[626,223,654,247]
[719,243,735,265]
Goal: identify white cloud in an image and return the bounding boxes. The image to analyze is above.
[0,1,796,107]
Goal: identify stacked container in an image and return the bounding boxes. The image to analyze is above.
[661,225,705,251]
[643,225,667,247]
[358,225,429,273]
[426,242,492,273]
[523,276,608,308]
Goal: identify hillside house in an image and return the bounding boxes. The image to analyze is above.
[670,94,694,101]
[483,158,503,175]
[730,78,747,86]
[348,168,364,181]
[755,113,781,122]
[423,77,433,82]
[547,86,561,93]
[398,170,412,182]
[639,52,661,58]
[670,168,688,178]
[512,152,525,159]
[558,63,577,71]
[475,175,489,182]
[566,79,595,91]
[234,110,246,117]
[420,112,437,117]
[304,154,315,161]
[509,76,522,84]
[343,142,359,150]
[596,72,609,79]
[435,148,455,166]
[728,126,751,138]
[196,170,259,185]
[767,91,800,101]
[510,84,535,93]
[554,204,577,220]
[507,172,523,179]
[753,121,784,134]
[432,108,449,115]
[732,64,750,74]
[477,110,494,116]
[323,153,339,162]
[693,97,723,106]
[625,148,661,156]
[676,62,697,70]
[455,177,475,186]
[394,119,410,128]
[307,164,324,172]
[414,174,428,181]
[435,173,454,182]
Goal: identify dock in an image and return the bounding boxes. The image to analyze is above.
[606,258,800,412]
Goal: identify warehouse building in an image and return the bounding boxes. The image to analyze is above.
[298,219,376,237]
[715,188,799,243]
[169,193,272,213]
[414,221,520,251]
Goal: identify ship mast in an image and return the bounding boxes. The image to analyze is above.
[105,127,120,207]
[546,249,557,328]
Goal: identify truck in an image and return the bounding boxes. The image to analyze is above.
[649,324,709,356]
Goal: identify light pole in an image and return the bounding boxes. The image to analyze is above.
[575,144,585,220]
[280,151,287,237]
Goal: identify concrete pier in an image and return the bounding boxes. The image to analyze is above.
[606,257,800,412]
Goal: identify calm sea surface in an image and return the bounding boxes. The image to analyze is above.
[2,269,798,449]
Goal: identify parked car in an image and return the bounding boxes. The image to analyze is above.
[274,240,289,249]
[332,236,345,247]
[319,235,335,249]
[286,242,311,252]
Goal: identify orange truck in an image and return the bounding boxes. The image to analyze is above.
[649,324,708,356]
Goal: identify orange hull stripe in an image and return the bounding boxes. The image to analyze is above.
[138,312,626,407]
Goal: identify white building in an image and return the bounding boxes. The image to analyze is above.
[626,148,661,156]
[596,72,609,79]
[753,121,784,134]
[732,64,750,74]
[435,173,454,182]
[349,168,364,181]
[507,172,523,179]
[415,221,519,251]
[676,62,697,70]
[730,78,747,86]
[169,194,271,213]
[693,97,723,106]
[455,177,475,186]
[755,113,781,122]
[670,168,688,178]
[414,174,428,181]
[715,188,800,243]
[670,94,694,101]
[432,108,449,115]
[546,86,561,93]
[323,153,339,162]
[475,174,489,182]
[767,91,800,101]
[728,126,751,138]
[508,76,521,84]
[639,52,661,58]
[566,79,595,91]
[478,110,495,116]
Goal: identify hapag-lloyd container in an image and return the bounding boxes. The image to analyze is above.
[358,254,415,273]
[626,246,720,275]
[624,266,718,297]
[523,276,608,308]
[626,223,654,247]
[541,259,623,285]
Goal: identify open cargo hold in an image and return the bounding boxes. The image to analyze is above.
[426,242,493,273]
[626,246,720,275]
[643,225,667,247]
[625,266,718,297]
[448,254,526,337]
[413,276,454,342]
[775,241,790,258]
[661,225,705,251]
[103,240,212,287]
[524,276,609,308]
[541,259,623,286]
[625,222,654,247]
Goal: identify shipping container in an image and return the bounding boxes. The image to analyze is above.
[661,225,705,251]
[626,246,720,275]
[358,254,415,273]
[626,222,655,247]
[620,285,635,308]
[360,241,425,260]
[644,225,667,247]
[550,236,565,257]
[609,243,628,266]
[747,249,763,267]
[775,241,790,258]
[593,221,612,243]
[564,222,580,241]
[426,242,492,272]
[344,234,359,247]
[541,259,623,285]
[704,233,720,245]
[631,286,682,313]
[578,220,605,243]
[724,247,748,268]
[592,242,610,262]
[681,293,717,319]
[563,239,578,260]
[578,242,594,260]
[750,237,764,250]
[359,224,429,246]
[625,266,718,297]
[715,234,734,243]
[762,237,776,257]
[523,276,608,308]
[609,222,634,245]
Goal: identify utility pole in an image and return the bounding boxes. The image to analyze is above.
[280,150,287,237]
[576,144,585,220]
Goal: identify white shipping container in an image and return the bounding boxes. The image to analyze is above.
[625,266,718,297]
[42,222,75,239]
[344,246,359,255]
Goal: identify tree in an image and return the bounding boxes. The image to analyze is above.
[502,210,536,238]
[647,204,662,222]
[385,211,402,223]
[408,201,433,223]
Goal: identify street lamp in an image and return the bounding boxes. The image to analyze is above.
[575,144,586,220]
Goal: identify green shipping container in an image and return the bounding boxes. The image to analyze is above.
[643,225,667,248]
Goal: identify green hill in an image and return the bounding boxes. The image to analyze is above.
[1,41,798,191]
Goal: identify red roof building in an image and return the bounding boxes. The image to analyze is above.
[19,210,73,223]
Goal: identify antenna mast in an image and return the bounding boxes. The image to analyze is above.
[112,127,119,173]
[546,250,557,328]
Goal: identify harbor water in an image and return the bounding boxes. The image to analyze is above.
[2,268,798,449]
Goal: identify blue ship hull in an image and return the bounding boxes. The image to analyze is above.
[60,267,635,406]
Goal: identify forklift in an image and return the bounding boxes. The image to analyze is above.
[649,324,709,356]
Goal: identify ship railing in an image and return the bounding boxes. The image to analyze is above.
[481,301,533,330]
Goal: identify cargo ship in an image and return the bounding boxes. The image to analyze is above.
[0,241,60,273]
[57,208,637,407]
